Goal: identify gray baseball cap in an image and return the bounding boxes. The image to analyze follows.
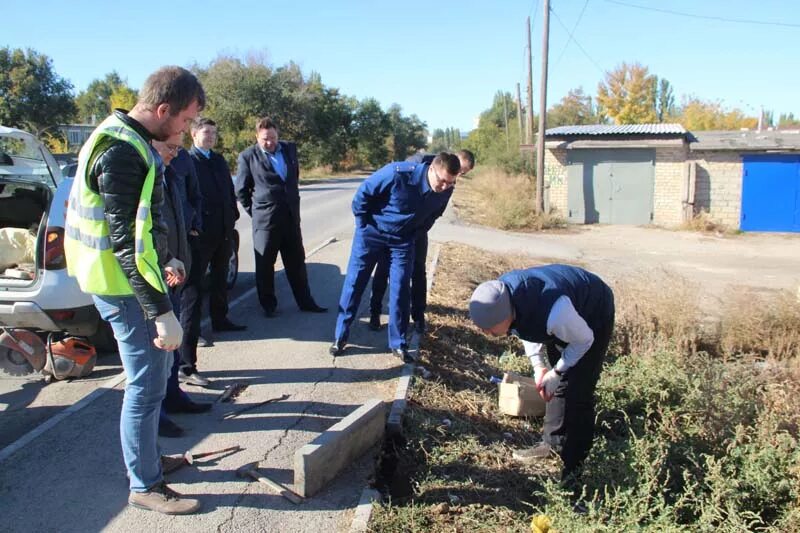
[469,280,512,329]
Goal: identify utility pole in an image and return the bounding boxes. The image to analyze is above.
[526,16,534,145]
[503,94,510,149]
[535,0,550,215]
[516,83,524,140]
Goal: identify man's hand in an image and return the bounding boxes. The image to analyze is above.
[154,310,183,351]
[164,258,186,287]
[537,369,561,402]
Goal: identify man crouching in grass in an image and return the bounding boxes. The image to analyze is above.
[468,264,615,509]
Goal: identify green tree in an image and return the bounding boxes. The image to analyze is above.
[75,71,125,123]
[303,81,356,170]
[547,87,595,127]
[463,90,530,175]
[778,112,800,128]
[0,47,76,134]
[353,98,390,167]
[654,77,676,122]
[596,62,658,124]
[387,104,427,161]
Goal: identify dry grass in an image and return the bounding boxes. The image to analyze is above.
[453,167,567,231]
[679,210,738,236]
[610,271,704,356]
[719,289,800,360]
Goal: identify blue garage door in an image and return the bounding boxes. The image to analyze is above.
[741,154,800,232]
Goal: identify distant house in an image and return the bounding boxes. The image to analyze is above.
[57,124,95,152]
[543,124,800,232]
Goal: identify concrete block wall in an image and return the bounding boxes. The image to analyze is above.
[544,148,569,214]
[690,151,743,228]
[544,142,746,229]
[652,146,689,226]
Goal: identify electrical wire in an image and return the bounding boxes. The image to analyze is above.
[605,0,800,28]
[555,0,591,67]
[550,7,606,75]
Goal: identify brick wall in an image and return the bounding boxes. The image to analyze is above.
[544,148,569,214]
[544,143,746,229]
[690,151,743,228]
[652,146,689,226]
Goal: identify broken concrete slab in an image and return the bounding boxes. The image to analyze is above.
[294,398,387,498]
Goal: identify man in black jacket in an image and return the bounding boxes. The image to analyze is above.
[235,116,326,316]
[179,118,245,387]
[65,66,204,515]
[152,134,212,439]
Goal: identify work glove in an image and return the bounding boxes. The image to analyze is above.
[165,258,186,287]
[537,369,561,402]
[154,310,183,351]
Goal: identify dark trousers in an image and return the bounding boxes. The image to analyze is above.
[163,288,184,409]
[370,232,428,325]
[179,235,232,374]
[253,219,315,312]
[544,284,615,481]
[334,224,415,350]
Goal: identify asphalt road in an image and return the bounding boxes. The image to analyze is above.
[0,177,399,533]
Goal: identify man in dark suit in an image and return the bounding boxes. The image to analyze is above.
[179,118,245,387]
[234,116,326,316]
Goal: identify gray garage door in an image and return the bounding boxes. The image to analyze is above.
[566,149,655,224]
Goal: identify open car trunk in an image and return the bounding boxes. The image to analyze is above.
[0,130,61,289]
[0,179,50,287]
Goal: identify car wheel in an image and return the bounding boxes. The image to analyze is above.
[226,230,239,290]
[88,320,118,354]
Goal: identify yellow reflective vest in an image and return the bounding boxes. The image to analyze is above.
[64,114,167,296]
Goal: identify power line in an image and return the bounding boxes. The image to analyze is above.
[550,7,606,75]
[555,0,590,67]
[605,0,800,28]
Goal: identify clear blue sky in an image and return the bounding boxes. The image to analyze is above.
[3,0,799,132]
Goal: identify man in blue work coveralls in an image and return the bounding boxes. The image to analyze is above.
[330,152,461,362]
[368,149,475,335]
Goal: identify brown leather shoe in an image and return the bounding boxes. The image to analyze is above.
[128,482,201,515]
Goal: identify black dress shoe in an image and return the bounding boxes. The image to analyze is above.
[164,400,213,415]
[392,347,415,364]
[300,304,328,313]
[212,320,247,332]
[263,307,278,318]
[158,417,185,438]
[329,341,346,356]
[368,314,382,331]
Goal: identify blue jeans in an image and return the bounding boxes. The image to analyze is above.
[93,295,171,492]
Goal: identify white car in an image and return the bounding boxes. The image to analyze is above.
[0,126,113,350]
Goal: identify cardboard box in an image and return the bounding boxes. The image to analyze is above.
[498,372,546,417]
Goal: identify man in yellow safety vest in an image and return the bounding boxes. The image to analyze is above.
[65,66,205,515]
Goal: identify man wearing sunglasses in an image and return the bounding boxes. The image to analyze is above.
[368,150,475,335]
[330,152,461,362]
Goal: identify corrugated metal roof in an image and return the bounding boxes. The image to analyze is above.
[690,129,800,151]
[545,123,687,136]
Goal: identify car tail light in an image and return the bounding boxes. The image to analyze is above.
[44,227,67,270]
[47,309,75,321]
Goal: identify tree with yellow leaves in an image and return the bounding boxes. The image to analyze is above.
[678,98,757,130]
[596,62,658,124]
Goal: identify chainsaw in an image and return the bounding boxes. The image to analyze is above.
[0,328,96,382]
[0,327,46,376]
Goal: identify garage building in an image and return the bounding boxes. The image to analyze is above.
[543,124,800,232]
